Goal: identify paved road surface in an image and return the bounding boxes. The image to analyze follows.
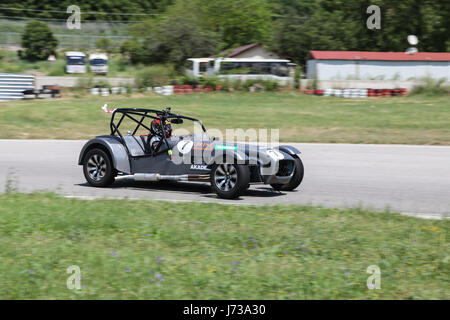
[1,140,449,219]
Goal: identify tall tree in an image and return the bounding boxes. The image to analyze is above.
[196,0,273,49]
[21,20,58,60]
[130,1,220,68]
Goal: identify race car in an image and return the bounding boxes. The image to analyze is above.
[78,107,304,199]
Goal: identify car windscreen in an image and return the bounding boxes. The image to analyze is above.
[90,58,107,66]
[67,56,85,65]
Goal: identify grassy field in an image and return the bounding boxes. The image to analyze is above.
[0,50,144,77]
[0,91,449,144]
[0,192,448,299]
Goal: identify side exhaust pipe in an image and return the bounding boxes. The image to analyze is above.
[133,173,209,182]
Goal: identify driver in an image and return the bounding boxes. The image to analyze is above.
[149,117,172,152]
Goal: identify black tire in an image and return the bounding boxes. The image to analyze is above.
[210,163,250,199]
[83,148,115,187]
[270,157,304,191]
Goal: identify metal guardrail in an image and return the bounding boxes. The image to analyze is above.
[0,73,34,102]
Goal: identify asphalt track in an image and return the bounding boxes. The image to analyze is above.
[0,140,449,219]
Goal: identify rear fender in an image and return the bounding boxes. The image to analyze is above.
[78,136,131,174]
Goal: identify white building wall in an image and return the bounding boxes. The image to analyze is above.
[306,60,316,79]
[308,60,450,81]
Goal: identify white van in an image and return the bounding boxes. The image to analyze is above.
[65,51,86,74]
[89,53,108,75]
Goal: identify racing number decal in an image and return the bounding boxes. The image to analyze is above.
[176,140,194,154]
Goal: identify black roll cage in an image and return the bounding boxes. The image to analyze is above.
[109,108,207,154]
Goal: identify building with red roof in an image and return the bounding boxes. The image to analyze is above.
[307,51,450,80]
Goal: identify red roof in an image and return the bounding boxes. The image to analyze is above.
[310,51,450,61]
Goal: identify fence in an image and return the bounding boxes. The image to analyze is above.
[0,73,35,102]
[0,32,131,50]
[0,18,132,50]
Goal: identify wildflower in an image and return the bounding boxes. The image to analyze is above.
[125,268,131,272]
[145,234,152,237]
[242,243,248,247]
[82,285,88,289]
[28,270,35,274]
[344,271,350,276]
[110,252,118,256]
[156,257,162,263]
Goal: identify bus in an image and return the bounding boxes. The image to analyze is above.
[89,53,108,75]
[65,51,86,74]
[185,58,294,84]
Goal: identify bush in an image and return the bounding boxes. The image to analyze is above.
[230,78,242,91]
[176,74,200,86]
[120,39,143,65]
[199,77,219,90]
[261,80,279,91]
[95,38,114,53]
[21,20,58,61]
[409,78,450,96]
[135,65,174,88]
[294,66,302,89]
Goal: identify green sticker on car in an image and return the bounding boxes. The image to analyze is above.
[215,145,238,150]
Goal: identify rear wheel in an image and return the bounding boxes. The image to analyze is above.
[83,148,115,187]
[210,163,250,199]
[271,157,304,191]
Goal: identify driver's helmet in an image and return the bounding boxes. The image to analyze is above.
[150,117,172,138]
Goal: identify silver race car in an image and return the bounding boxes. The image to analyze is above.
[79,107,304,199]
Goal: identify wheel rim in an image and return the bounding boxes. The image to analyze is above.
[214,164,237,192]
[87,154,107,181]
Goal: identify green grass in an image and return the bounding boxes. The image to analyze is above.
[0,91,449,144]
[0,50,66,76]
[0,193,448,299]
[0,50,143,77]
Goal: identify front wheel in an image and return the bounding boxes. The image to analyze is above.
[210,163,250,199]
[271,157,304,191]
[83,148,115,187]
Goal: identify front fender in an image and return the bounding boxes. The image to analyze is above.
[277,145,301,157]
[78,136,131,174]
[206,149,249,166]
